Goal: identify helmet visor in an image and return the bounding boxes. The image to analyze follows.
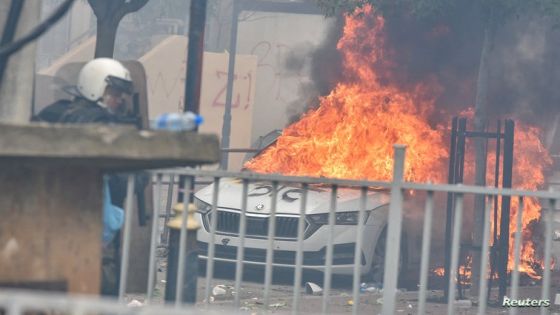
[105,75,133,95]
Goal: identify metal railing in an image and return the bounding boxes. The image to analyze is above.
[1,144,559,315]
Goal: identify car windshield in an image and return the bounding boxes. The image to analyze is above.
[241,129,282,168]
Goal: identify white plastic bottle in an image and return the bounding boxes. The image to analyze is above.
[151,112,204,131]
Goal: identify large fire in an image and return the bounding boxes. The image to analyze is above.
[245,5,552,278]
[245,6,448,182]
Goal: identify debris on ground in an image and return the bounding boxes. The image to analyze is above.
[305,282,323,295]
[360,282,382,293]
[212,285,227,296]
[203,296,215,303]
[269,302,287,309]
[212,284,235,300]
[127,299,143,307]
[455,299,472,308]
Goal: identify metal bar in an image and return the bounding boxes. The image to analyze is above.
[454,118,467,299]
[240,0,323,14]
[175,176,192,306]
[322,185,338,314]
[220,0,240,170]
[264,181,279,309]
[221,148,260,153]
[175,0,207,209]
[488,120,501,301]
[351,187,368,315]
[471,118,489,298]
[71,305,85,315]
[234,179,250,309]
[509,197,524,315]
[292,183,308,315]
[7,301,20,315]
[463,131,501,139]
[456,117,467,179]
[153,169,391,188]
[0,290,199,315]
[118,175,135,301]
[499,119,515,300]
[152,170,560,200]
[443,117,459,297]
[418,191,434,315]
[204,177,221,305]
[147,174,163,302]
[161,174,175,244]
[184,0,206,115]
[541,199,555,315]
[478,196,494,315]
[447,193,464,315]
[381,144,406,315]
[400,183,559,199]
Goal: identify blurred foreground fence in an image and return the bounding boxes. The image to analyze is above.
[1,145,559,315]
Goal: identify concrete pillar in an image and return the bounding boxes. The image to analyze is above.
[0,123,220,294]
[0,1,41,123]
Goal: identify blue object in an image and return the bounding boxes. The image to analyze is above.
[103,176,124,245]
[151,111,204,131]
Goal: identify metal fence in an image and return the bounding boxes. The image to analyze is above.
[1,145,559,315]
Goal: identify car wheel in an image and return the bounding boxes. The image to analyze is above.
[365,227,407,285]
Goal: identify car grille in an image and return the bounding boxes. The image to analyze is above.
[197,241,365,266]
[205,210,307,239]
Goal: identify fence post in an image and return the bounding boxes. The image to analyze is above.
[381,144,406,315]
[165,202,200,304]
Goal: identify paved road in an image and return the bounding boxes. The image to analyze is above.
[123,251,560,314]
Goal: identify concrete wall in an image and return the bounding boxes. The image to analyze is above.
[37,0,94,70]
[138,36,257,171]
[236,12,332,143]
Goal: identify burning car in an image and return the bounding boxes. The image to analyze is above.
[194,180,408,280]
[193,130,407,280]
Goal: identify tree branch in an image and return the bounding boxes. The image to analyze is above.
[87,0,111,20]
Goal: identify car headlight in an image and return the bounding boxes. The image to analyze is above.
[194,197,212,214]
[307,211,370,226]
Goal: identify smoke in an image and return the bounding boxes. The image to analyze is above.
[487,18,559,127]
[287,4,560,130]
[380,7,560,128]
[285,17,345,123]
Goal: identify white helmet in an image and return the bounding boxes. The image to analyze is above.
[77,58,133,105]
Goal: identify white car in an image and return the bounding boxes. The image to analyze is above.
[194,178,407,282]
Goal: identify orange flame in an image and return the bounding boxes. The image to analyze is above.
[245,5,553,278]
[433,267,445,277]
[245,5,448,183]
[492,122,552,278]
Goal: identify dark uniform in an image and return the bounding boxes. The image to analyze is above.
[34,97,131,296]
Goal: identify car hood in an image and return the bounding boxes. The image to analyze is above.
[194,178,390,215]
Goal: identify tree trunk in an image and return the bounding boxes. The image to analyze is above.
[470,26,493,299]
[94,18,119,58]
